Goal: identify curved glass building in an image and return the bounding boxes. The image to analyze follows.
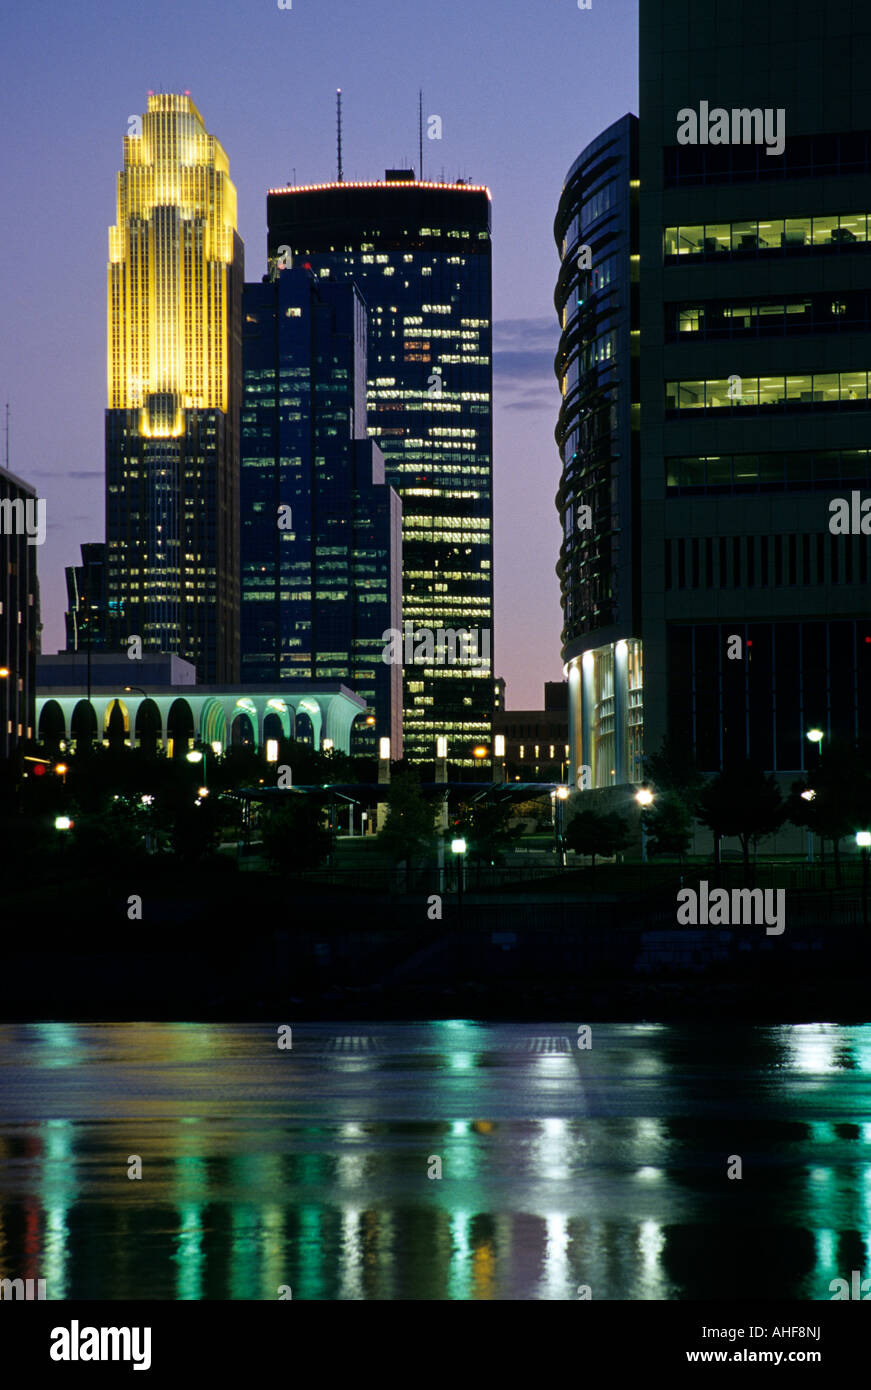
[554,115,642,790]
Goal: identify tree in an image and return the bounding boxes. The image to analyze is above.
[450,799,521,875]
[565,807,632,871]
[642,790,693,862]
[260,797,331,872]
[171,796,224,864]
[696,762,784,876]
[377,770,436,865]
[644,735,705,813]
[69,804,146,876]
[786,739,871,885]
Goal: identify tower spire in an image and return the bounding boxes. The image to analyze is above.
[337,88,343,183]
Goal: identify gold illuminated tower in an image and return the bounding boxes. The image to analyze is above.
[105,93,243,684]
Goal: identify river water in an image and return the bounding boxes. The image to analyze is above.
[0,1021,869,1300]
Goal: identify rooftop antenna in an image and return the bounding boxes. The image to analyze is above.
[4,403,8,471]
[336,88,343,183]
[419,89,423,181]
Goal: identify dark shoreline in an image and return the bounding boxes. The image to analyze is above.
[4,874,870,1023]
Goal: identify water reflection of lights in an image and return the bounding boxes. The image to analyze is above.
[337,1149,368,1187]
[634,1117,665,1149]
[449,1052,476,1072]
[538,1213,570,1299]
[785,1024,842,1075]
[639,1219,664,1272]
[533,1118,573,1181]
[41,1119,76,1301]
[535,1052,574,1074]
[339,1208,364,1300]
[636,1166,663,1182]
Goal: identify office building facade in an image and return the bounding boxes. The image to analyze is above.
[64,542,108,653]
[266,175,493,765]
[0,465,41,761]
[554,117,642,789]
[105,93,243,684]
[639,0,871,774]
[240,266,402,757]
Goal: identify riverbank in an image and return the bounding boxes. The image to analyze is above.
[2,872,869,1020]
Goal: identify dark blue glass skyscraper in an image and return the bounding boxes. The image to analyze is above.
[240,266,402,756]
[266,175,494,766]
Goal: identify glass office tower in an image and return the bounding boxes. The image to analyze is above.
[240,266,402,757]
[266,174,493,766]
[640,0,871,774]
[0,465,40,761]
[554,117,642,789]
[105,93,243,683]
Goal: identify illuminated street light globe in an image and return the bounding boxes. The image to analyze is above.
[54,816,73,831]
[806,729,824,744]
[857,832,871,848]
[186,750,203,763]
[556,786,569,800]
[451,838,467,855]
[473,746,488,759]
[636,788,654,807]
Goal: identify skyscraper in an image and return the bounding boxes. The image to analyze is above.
[639,0,871,774]
[267,174,493,766]
[64,542,108,653]
[554,117,641,789]
[105,93,243,683]
[240,266,403,757]
[0,465,41,761]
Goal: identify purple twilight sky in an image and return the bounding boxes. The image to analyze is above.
[0,0,638,708]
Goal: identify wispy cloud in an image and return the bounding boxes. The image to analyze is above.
[493,317,559,411]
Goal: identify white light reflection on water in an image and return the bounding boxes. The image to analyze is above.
[0,1022,868,1299]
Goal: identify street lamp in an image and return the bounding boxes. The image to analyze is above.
[806,728,824,770]
[554,785,569,866]
[635,787,654,863]
[186,746,207,789]
[451,837,467,917]
[857,831,871,927]
[801,788,816,863]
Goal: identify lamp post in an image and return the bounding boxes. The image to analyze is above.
[186,745,207,790]
[451,837,467,920]
[806,731,824,874]
[554,785,569,866]
[857,831,870,927]
[636,787,654,864]
[436,737,448,894]
[800,788,816,865]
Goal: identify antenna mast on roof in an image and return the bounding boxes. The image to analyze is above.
[4,403,8,471]
[336,88,344,183]
[419,89,423,181]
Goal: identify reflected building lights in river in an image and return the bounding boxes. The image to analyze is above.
[0,1023,869,1299]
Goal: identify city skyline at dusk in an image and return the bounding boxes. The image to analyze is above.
[5,0,871,1338]
[0,0,638,705]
